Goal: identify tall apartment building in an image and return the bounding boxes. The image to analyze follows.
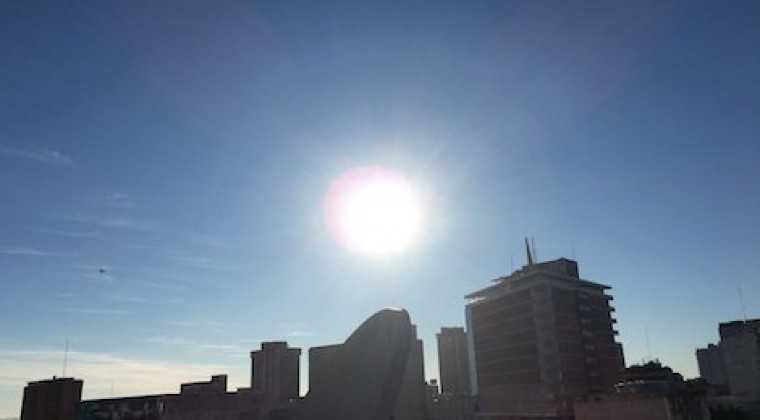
[21,377,83,420]
[437,327,472,396]
[465,248,624,419]
[251,342,301,404]
[719,320,760,402]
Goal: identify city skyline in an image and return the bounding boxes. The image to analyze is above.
[2,1,760,418]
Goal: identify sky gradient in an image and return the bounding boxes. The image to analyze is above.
[2,1,760,417]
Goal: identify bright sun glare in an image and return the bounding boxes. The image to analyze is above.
[325,166,422,257]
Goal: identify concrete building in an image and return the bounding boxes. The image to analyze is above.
[465,247,624,419]
[80,394,167,420]
[696,344,728,388]
[80,375,265,420]
[307,344,341,395]
[719,320,760,402]
[296,308,428,420]
[437,327,472,396]
[251,341,301,404]
[21,377,83,420]
[575,362,710,420]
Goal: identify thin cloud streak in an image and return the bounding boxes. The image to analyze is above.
[0,146,74,166]
[107,192,135,209]
[147,337,244,354]
[66,215,155,232]
[286,330,314,338]
[62,308,129,316]
[35,228,101,239]
[0,247,61,257]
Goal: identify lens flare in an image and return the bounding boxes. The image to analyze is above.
[325,166,422,257]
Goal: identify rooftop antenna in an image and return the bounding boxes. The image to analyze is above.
[62,339,69,377]
[738,286,748,322]
[525,237,534,266]
[531,237,537,262]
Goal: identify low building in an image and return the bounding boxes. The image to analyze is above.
[79,375,265,420]
[575,362,710,420]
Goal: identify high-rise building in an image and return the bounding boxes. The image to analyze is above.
[696,343,728,388]
[437,327,472,396]
[719,320,760,402]
[21,377,83,420]
[465,247,624,419]
[251,342,301,404]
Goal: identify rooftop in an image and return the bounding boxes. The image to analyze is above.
[466,257,610,300]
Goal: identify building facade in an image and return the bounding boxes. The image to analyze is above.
[251,341,301,405]
[437,327,472,396]
[719,320,760,402]
[696,343,728,388]
[21,377,83,420]
[465,256,624,419]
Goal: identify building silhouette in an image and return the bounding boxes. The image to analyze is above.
[575,362,710,420]
[718,320,760,403]
[696,343,728,389]
[251,342,301,406]
[26,308,428,420]
[696,319,760,414]
[465,242,624,419]
[294,308,427,420]
[437,327,472,396]
[21,377,82,420]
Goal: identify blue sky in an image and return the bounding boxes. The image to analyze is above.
[2,0,760,417]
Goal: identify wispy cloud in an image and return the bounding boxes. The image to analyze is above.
[108,295,148,304]
[286,330,315,338]
[172,255,238,272]
[81,272,115,283]
[0,146,73,166]
[62,308,129,316]
[165,320,223,329]
[0,247,61,257]
[35,228,100,239]
[107,192,135,209]
[66,215,154,232]
[147,337,244,354]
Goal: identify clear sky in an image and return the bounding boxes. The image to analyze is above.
[2,1,760,417]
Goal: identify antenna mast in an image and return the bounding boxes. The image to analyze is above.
[525,237,534,266]
[531,237,537,261]
[738,286,748,322]
[62,339,69,377]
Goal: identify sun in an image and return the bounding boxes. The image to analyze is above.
[325,166,422,257]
